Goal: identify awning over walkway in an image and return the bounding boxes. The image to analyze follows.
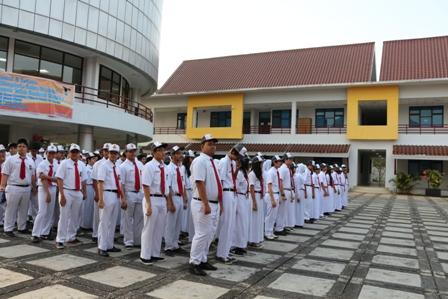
[393,145,448,160]
[143,143,350,157]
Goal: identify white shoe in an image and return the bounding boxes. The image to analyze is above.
[265,235,275,240]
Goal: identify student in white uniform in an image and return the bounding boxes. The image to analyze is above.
[6,143,17,158]
[312,165,322,221]
[0,144,6,227]
[325,166,336,215]
[277,153,294,235]
[165,145,188,256]
[31,145,58,242]
[319,164,330,215]
[1,138,36,237]
[90,143,110,242]
[140,141,172,264]
[28,141,43,222]
[294,163,306,228]
[97,144,127,257]
[55,144,87,249]
[332,165,342,211]
[341,164,349,208]
[264,155,283,240]
[188,134,221,276]
[248,156,265,247]
[52,145,66,229]
[231,156,250,255]
[182,150,195,241]
[303,161,315,223]
[80,153,96,230]
[119,143,144,249]
[216,144,246,264]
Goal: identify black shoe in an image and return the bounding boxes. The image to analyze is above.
[200,262,217,271]
[31,236,41,243]
[125,245,134,250]
[274,230,287,236]
[91,237,98,243]
[174,247,188,254]
[98,249,109,257]
[164,249,175,257]
[18,229,30,234]
[151,256,165,261]
[230,248,244,256]
[56,242,64,249]
[216,257,234,264]
[40,234,54,241]
[107,247,121,252]
[67,238,81,244]
[294,225,304,228]
[189,264,207,276]
[4,231,15,237]
[140,257,153,265]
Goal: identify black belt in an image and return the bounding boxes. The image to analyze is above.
[193,197,218,204]
[254,190,263,194]
[173,193,183,196]
[186,188,192,191]
[150,194,166,198]
[222,188,235,192]
[284,188,292,191]
[304,184,314,187]
[272,191,280,194]
[126,190,140,193]
[104,189,118,193]
[10,184,30,187]
[237,192,247,196]
[64,188,81,191]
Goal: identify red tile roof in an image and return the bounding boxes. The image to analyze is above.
[380,36,448,81]
[393,145,448,156]
[144,143,350,155]
[159,43,375,94]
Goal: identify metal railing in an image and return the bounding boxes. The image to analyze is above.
[154,127,186,134]
[75,85,153,122]
[398,124,448,134]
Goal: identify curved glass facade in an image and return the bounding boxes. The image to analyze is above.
[0,0,162,84]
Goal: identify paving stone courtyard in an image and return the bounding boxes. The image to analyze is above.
[1,192,448,298]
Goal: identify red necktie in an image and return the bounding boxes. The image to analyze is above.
[276,170,281,189]
[260,177,264,197]
[48,164,53,186]
[160,165,165,195]
[113,166,122,197]
[20,157,26,179]
[133,161,140,192]
[231,162,236,191]
[74,161,80,191]
[210,159,223,202]
[176,167,184,196]
[290,171,295,191]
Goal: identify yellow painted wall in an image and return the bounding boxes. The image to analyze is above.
[347,85,399,140]
[186,93,244,139]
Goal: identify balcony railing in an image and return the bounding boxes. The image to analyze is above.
[76,85,153,122]
[398,124,448,134]
[154,127,186,134]
[247,125,347,134]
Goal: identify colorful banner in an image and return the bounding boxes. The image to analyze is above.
[0,72,74,118]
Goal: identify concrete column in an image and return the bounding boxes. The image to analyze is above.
[79,125,94,151]
[6,37,14,72]
[82,56,99,89]
[250,109,257,126]
[291,101,297,134]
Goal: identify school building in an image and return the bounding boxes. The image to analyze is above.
[144,35,448,194]
[0,0,162,150]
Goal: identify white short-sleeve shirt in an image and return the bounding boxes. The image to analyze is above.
[141,159,169,196]
[119,158,143,192]
[279,164,292,189]
[191,153,220,202]
[36,159,58,187]
[1,154,35,185]
[248,171,262,191]
[91,157,107,181]
[55,158,87,190]
[167,162,186,195]
[218,155,236,189]
[266,167,280,193]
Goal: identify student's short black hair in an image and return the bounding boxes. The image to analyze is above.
[7,142,17,149]
[29,141,41,150]
[17,138,28,147]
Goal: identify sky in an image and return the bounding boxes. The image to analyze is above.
[157,0,448,87]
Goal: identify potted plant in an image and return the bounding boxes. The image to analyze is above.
[423,169,443,197]
[389,172,418,194]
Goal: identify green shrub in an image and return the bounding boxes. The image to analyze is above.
[389,172,418,194]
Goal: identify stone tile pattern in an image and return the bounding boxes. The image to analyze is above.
[0,192,447,298]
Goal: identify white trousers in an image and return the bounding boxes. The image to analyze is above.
[312,188,321,220]
[295,189,305,226]
[286,190,296,227]
[98,191,120,251]
[319,189,324,217]
[275,192,288,232]
[4,185,31,232]
[164,195,183,250]
[264,193,279,236]
[324,187,335,213]
[80,185,95,229]
[216,191,236,259]
[186,190,195,242]
[232,194,250,248]
[53,189,60,227]
[189,199,219,265]
[249,193,264,244]
[342,186,349,207]
[28,192,38,220]
[140,197,167,259]
[123,191,143,246]
[303,186,313,220]
[56,190,83,243]
[334,186,342,210]
[92,200,100,238]
[32,186,57,237]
